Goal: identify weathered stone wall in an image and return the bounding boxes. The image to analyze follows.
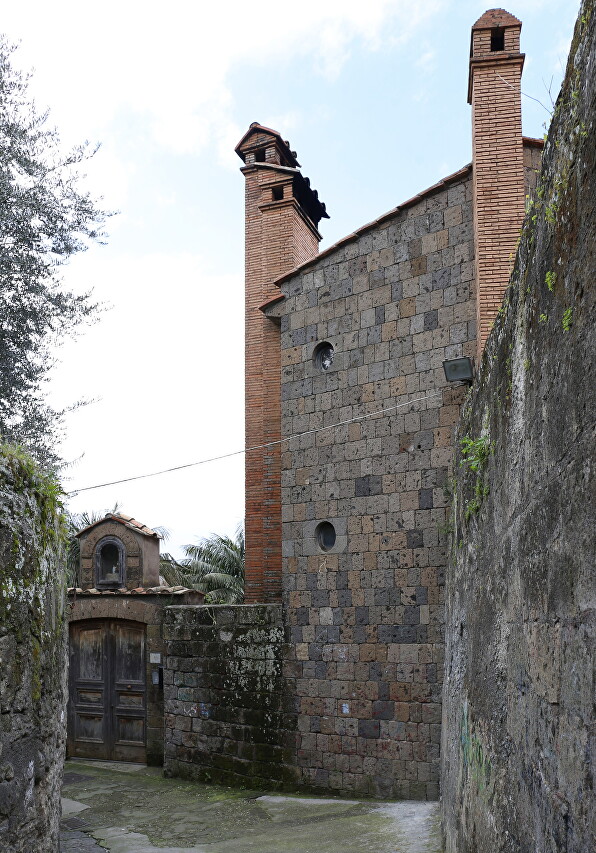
[441,3,596,850]
[163,605,289,787]
[266,170,477,799]
[78,520,145,589]
[0,447,67,853]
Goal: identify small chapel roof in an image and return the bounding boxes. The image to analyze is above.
[75,512,161,539]
[472,9,521,30]
[67,586,205,601]
[235,122,301,168]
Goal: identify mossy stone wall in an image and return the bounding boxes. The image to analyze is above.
[441,3,596,851]
[163,604,291,788]
[0,447,67,853]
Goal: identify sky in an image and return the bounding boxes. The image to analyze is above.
[2,0,579,559]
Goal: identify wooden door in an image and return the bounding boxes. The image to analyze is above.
[68,619,146,762]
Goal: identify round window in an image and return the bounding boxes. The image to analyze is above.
[315,521,336,552]
[313,341,334,371]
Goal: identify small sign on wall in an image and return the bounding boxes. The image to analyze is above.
[149,652,161,664]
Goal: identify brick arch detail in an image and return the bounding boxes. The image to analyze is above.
[69,598,163,625]
[81,523,141,559]
[80,522,144,589]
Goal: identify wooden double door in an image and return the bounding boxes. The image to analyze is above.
[68,619,146,762]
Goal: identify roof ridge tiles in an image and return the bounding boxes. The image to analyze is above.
[273,163,473,288]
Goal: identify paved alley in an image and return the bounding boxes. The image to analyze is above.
[60,760,442,853]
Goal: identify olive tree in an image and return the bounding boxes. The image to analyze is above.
[0,36,108,467]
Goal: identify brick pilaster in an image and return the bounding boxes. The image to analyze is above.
[236,124,326,603]
[469,9,526,355]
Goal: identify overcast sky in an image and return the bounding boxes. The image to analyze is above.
[2,0,578,558]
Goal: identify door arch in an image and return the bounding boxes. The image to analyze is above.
[68,619,146,762]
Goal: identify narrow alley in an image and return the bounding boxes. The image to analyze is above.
[60,760,442,853]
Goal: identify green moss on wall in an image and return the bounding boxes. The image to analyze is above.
[0,443,68,850]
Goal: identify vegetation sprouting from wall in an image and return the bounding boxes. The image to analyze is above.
[0,444,68,853]
[441,2,596,851]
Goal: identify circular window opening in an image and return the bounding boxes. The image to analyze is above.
[315,521,336,552]
[313,341,334,371]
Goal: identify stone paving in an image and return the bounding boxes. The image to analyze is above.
[60,759,442,852]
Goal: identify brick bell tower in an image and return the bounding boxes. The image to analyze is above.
[469,9,526,354]
[236,123,328,603]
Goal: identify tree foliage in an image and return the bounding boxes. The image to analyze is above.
[0,36,108,467]
[160,525,245,604]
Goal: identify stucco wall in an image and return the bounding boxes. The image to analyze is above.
[0,448,67,853]
[441,3,596,850]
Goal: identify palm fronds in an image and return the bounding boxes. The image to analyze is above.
[160,524,244,604]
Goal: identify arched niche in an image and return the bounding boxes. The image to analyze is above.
[95,535,126,589]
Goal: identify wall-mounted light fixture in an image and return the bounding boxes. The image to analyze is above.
[443,357,474,386]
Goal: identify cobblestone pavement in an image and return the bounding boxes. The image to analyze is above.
[60,759,442,853]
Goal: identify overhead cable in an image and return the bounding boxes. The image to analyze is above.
[67,389,444,495]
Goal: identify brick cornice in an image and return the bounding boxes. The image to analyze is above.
[241,162,300,178]
[259,196,323,241]
[468,53,525,103]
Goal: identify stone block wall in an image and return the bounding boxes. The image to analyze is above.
[267,169,478,799]
[441,3,596,849]
[163,605,289,788]
[0,448,67,853]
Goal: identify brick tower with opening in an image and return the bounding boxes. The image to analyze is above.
[236,124,328,603]
[469,9,526,354]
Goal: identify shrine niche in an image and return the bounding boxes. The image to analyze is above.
[76,512,160,590]
[68,511,205,766]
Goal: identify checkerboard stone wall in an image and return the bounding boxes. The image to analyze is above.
[272,172,476,799]
[160,155,541,797]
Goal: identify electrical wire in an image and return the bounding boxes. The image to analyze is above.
[67,389,444,495]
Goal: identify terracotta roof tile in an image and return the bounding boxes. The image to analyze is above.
[259,294,286,312]
[75,512,161,539]
[235,122,300,168]
[270,135,542,296]
[68,586,207,599]
[273,163,473,287]
[523,136,544,149]
[472,9,521,30]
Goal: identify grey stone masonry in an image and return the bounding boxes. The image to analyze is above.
[0,451,67,853]
[163,605,291,788]
[268,171,476,799]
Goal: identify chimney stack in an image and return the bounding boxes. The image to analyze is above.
[469,9,526,355]
[236,124,327,603]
